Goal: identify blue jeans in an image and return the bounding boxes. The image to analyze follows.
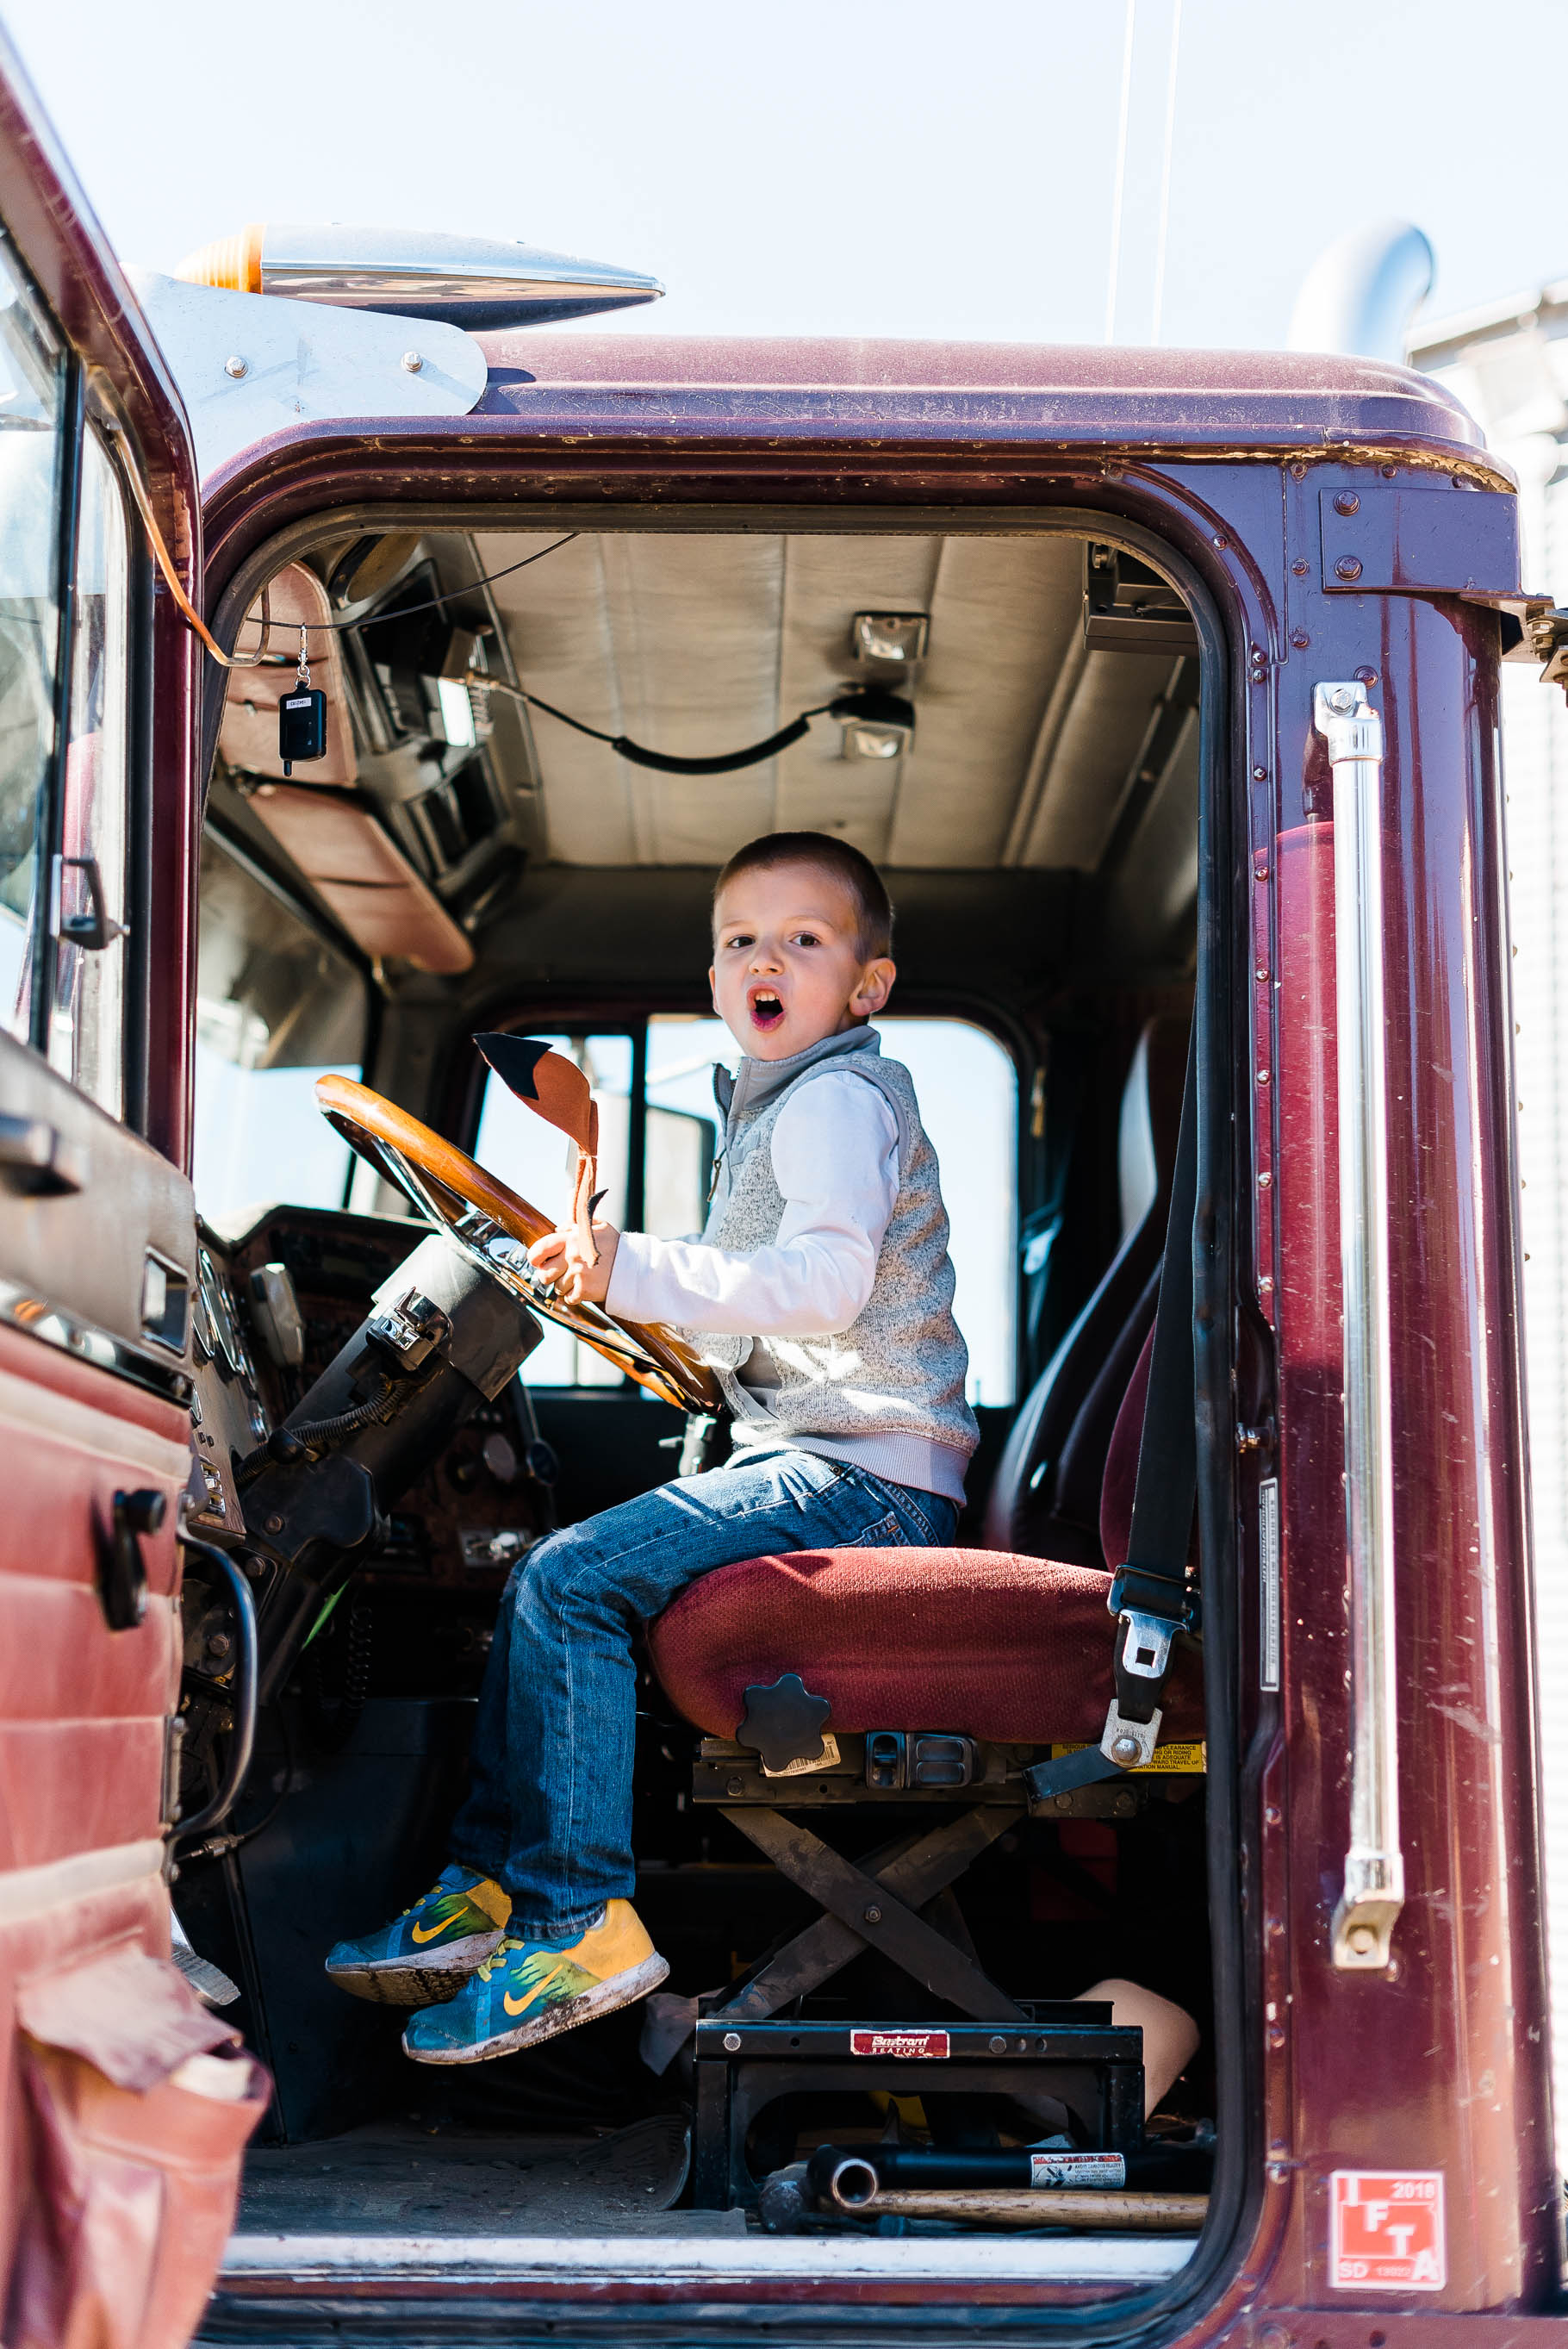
[448,1446,958,1936]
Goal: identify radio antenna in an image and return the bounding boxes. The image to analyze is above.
[1104,0,1137,344]
[1149,0,1184,345]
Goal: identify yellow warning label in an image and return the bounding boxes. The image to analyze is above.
[1048,1741,1207,1774]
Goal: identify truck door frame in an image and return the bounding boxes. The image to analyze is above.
[0,22,224,2324]
[198,480,1260,2328]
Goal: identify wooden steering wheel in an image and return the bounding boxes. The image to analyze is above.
[315,1075,720,1415]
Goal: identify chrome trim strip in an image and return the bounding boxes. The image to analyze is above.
[0,1837,164,1928]
[222,2234,1194,2285]
[1315,680,1403,1971]
[0,1274,193,1405]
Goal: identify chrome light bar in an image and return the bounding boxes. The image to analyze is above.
[1315,678,1404,1972]
[177,224,663,329]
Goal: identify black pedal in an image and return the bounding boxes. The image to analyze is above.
[279,687,327,776]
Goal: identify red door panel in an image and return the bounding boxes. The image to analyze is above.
[0,23,258,2342]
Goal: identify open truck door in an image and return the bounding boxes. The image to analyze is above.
[0,30,267,2346]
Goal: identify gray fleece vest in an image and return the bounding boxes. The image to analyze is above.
[686,1027,979,1500]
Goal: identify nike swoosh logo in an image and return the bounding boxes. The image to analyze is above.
[410,1918,457,1944]
[503,1960,567,2016]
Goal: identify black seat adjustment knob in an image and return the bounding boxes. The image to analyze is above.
[735,1673,832,1775]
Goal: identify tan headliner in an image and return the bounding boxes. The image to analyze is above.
[481,529,1192,874]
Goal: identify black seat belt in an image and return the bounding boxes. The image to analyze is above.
[1026,1026,1199,1803]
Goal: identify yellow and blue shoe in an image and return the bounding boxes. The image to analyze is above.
[324,1865,512,2007]
[401,1898,669,2065]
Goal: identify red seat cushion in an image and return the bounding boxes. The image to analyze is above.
[646,1548,1204,1748]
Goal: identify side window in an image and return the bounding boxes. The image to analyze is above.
[0,242,65,1047]
[192,836,368,1230]
[475,1013,1018,1405]
[879,1018,1017,1407]
[48,423,129,1114]
[644,1014,725,1237]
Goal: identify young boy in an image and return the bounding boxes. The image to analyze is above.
[326,832,979,2064]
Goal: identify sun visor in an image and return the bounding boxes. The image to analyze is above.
[245,784,473,975]
[219,564,356,786]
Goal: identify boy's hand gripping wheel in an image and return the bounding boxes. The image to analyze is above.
[473,1035,603,1268]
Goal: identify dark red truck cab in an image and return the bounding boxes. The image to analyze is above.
[0,27,1563,2349]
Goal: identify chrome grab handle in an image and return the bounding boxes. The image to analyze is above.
[1315,681,1403,1970]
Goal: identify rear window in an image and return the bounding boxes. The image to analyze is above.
[472,1013,1017,1401]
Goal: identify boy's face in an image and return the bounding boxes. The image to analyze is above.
[710,860,895,1062]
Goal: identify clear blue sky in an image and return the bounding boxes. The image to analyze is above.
[7,0,1568,352]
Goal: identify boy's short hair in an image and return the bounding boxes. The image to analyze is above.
[713,832,894,961]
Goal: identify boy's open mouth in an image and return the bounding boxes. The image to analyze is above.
[749,987,786,1032]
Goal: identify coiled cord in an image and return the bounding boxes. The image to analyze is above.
[236,1379,396,1490]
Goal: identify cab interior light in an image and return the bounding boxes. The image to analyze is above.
[829,688,917,762]
[850,612,930,671]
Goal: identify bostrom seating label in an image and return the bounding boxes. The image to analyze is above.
[849,2029,950,2058]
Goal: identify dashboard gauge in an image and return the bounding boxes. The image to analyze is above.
[197,1249,239,1376]
[191,1276,216,1364]
[198,1248,255,1384]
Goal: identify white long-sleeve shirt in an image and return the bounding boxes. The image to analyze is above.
[604,1069,899,1339]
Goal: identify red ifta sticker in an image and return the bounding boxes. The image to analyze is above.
[849,2029,949,2059]
[1329,2171,1446,2291]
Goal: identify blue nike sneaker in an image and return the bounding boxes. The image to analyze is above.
[325,1864,512,2006]
[401,1898,669,2065]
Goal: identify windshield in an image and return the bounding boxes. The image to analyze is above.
[0,244,65,1045]
[192,834,367,1229]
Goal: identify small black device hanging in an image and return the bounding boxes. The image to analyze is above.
[279,626,327,776]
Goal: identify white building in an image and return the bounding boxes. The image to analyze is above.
[1408,286,1568,2153]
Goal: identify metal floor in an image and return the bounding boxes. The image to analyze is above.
[236,2115,747,2239]
[229,2117,1200,2287]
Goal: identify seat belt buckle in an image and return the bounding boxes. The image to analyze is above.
[1107,1564,1195,1629]
[1117,1606,1175,1685]
[1098,1605,1179,1771]
[1099,1694,1165,1771]
[1025,1605,1179,1801]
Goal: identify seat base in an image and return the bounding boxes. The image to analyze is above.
[692,2012,1146,2211]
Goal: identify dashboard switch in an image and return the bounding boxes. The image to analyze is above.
[366,1287,451,1369]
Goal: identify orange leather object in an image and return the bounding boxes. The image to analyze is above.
[218,563,356,787]
[475,1035,602,1262]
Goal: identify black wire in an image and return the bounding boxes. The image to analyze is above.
[276,531,580,639]
[224,1701,296,1849]
[257,526,881,780]
[504,682,838,775]
[184,1698,296,1860]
